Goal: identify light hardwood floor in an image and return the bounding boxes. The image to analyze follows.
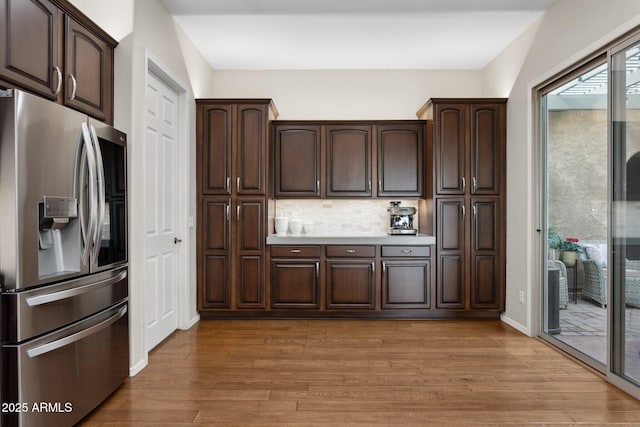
[79,319,640,426]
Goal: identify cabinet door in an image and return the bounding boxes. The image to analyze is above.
[200,198,231,309]
[434,104,467,195]
[326,125,372,197]
[326,260,375,308]
[471,198,502,309]
[200,104,232,195]
[64,16,113,122]
[271,260,320,308]
[436,198,466,309]
[0,0,62,100]
[236,199,265,308]
[273,125,321,198]
[377,123,424,197]
[236,104,268,195]
[470,104,504,195]
[382,260,430,309]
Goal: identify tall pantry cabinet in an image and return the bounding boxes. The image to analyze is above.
[197,99,277,313]
[419,99,507,313]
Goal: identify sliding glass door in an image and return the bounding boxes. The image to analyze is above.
[540,58,609,368]
[611,37,640,385]
[540,31,640,394]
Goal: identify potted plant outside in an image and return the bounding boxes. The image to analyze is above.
[560,237,583,267]
[548,226,561,260]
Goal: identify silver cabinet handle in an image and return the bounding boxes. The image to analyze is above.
[237,205,241,221]
[69,73,77,100]
[473,204,477,220]
[27,305,127,358]
[461,177,466,193]
[368,180,372,192]
[401,249,412,254]
[290,249,301,254]
[226,203,230,221]
[237,176,241,191]
[472,176,477,192]
[346,249,356,254]
[53,66,62,95]
[316,262,320,277]
[461,204,466,219]
[226,177,230,192]
[382,262,386,275]
[316,180,320,194]
[371,262,375,273]
[378,180,382,194]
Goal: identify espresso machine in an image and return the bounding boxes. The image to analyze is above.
[387,201,417,235]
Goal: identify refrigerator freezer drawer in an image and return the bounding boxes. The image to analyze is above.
[2,266,128,342]
[1,301,129,427]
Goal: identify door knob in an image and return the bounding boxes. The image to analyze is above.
[174,237,182,244]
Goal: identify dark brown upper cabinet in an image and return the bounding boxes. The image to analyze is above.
[199,100,272,196]
[0,0,116,123]
[432,102,505,196]
[326,125,372,197]
[273,121,425,199]
[377,123,425,197]
[64,15,113,122]
[273,124,321,198]
[0,0,62,101]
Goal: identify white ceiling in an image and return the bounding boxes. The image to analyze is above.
[162,0,557,70]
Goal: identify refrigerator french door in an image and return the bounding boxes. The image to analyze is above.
[0,89,128,427]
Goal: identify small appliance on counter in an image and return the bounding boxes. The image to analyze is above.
[387,201,417,235]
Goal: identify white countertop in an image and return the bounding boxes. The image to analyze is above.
[266,233,435,245]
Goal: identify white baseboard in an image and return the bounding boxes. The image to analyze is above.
[500,313,532,337]
[129,358,148,377]
[181,314,200,330]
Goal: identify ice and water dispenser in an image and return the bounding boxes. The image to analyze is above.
[37,196,81,279]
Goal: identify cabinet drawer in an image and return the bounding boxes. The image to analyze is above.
[271,246,320,258]
[381,246,430,258]
[326,245,376,258]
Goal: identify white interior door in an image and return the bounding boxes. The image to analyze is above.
[144,70,180,351]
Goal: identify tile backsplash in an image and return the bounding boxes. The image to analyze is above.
[271,199,419,235]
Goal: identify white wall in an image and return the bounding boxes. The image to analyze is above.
[482,0,640,335]
[66,0,134,41]
[72,0,215,374]
[208,70,483,119]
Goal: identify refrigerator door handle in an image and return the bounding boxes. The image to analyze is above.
[80,123,98,265]
[26,305,127,358]
[89,124,106,263]
[25,270,127,306]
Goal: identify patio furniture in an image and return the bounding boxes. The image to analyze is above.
[580,259,640,307]
[548,260,569,309]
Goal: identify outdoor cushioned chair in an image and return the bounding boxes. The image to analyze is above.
[580,258,640,307]
[548,259,569,309]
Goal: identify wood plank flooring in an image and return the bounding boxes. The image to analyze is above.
[79,320,640,426]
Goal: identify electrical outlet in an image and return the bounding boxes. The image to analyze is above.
[519,290,525,304]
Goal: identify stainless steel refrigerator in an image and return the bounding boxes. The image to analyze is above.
[0,89,129,426]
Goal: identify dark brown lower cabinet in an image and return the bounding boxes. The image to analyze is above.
[436,197,503,311]
[236,198,265,308]
[271,260,320,308]
[200,198,231,309]
[381,245,431,309]
[470,198,502,309]
[326,260,375,308]
[199,197,266,311]
[382,261,430,309]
